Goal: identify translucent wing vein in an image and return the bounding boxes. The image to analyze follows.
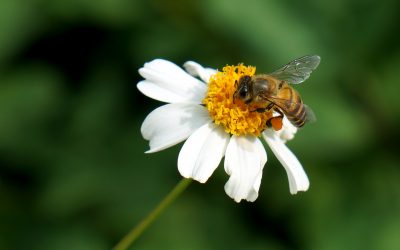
[269,55,321,84]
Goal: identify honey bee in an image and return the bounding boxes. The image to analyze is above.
[234,55,320,129]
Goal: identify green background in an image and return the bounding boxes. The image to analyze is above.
[1,0,399,249]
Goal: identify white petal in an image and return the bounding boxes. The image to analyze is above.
[224,135,267,202]
[138,59,206,104]
[141,103,211,153]
[274,116,298,142]
[263,131,309,194]
[183,61,217,83]
[178,122,229,183]
[137,80,192,104]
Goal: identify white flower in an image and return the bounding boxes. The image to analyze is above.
[138,59,309,202]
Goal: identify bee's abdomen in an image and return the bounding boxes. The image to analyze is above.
[284,88,307,127]
[287,104,306,127]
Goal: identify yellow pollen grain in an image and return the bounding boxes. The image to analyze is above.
[203,64,273,136]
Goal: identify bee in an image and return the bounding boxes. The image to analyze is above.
[234,55,320,129]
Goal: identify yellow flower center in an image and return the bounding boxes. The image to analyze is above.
[203,64,273,136]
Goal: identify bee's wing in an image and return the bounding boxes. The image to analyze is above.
[269,55,321,84]
[304,104,316,123]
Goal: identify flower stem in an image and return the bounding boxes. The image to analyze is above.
[113,178,192,250]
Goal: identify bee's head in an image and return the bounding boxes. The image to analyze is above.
[234,75,253,103]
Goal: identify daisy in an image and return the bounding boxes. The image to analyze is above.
[138,59,311,202]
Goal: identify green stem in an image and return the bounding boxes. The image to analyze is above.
[113,178,192,250]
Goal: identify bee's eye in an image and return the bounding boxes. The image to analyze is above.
[239,88,247,98]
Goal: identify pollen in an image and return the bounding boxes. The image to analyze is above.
[203,64,273,136]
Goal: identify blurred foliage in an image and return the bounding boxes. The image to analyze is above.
[0,0,399,249]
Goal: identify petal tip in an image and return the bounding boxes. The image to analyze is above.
[194,177,208,184]
[290,185,310,195]
[138,67,145,76]
[178,162,212,184]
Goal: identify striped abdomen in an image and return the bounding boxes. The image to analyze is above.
[276,83,307,127]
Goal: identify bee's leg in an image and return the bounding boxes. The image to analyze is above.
[252,103,274,113]
[254,107,266,113]
[274,108,284,118]
[266,118,273,128]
